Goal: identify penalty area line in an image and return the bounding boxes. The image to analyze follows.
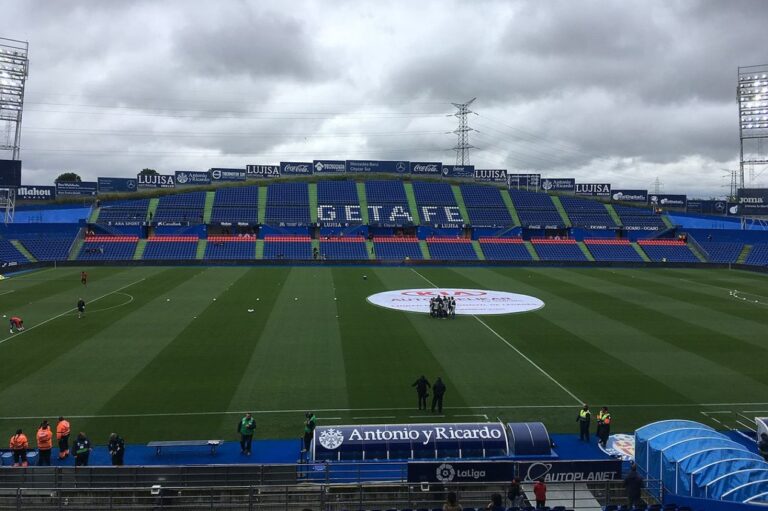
[0,277,146,347]
[409,268,584,405]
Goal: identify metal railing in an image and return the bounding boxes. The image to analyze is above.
[0,479,663,511]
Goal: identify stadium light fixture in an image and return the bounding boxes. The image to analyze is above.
[0,37,28,160]
[738,64,768,190]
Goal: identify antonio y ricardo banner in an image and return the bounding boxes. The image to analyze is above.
[97,177,138,193]
[539,178,575,193]
[347,160,410,174]
[174,171,211,186]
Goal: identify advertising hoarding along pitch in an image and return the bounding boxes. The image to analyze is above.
[280,162,313,175]
[246,165,280,178]
[737,188,768,214]
[346,160,409,174]
[611,189,648,203]
[648,194,686,208]
[539,178,575,192]
[16,185,55,200]
[312,160,345,174]
[98,177,138,193]
[56,181,98,196]
[174,171,211,185]
[210,168,246,182]
[137,174,176,188]
[575,183,611,197]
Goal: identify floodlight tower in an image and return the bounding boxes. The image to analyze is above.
[737,65,768,189]
[452,97,476,165]
[0,37,27,224]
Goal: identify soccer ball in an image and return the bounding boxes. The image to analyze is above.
[363,275,367,280]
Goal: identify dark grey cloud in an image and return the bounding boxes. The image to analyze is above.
[2,0,767,195]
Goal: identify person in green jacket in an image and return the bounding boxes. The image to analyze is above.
[302,412,317,453]
[237,413,256,455]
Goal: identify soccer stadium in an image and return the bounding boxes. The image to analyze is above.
[3,4,768,510]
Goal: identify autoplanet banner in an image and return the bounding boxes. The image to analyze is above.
[98,177,138,193]
[649,194,686,208]
[540,178,575,192]
[347,160,409,174]
[312,160,346,174]
[575,183,611,197]
[407,460,622,483]
[281,162,313,175]
[246,165,280,179]
[56,181,98,196]
[737,188,768,214]
[17,185,56,200]
[441,165,475,178]
[175,171,211,186]
[611,189,648,203]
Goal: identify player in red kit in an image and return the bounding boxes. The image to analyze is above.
[9,316,24,333]
[81,271,88,286]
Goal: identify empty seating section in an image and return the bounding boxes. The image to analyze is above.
[263,236,312,260]
[638,240,698,262]
[614,205,666,230]
[319,238,368,260]
[584,239,643,262]
[509,189,564,228]
[143,236,198,260]
[0,239,28,264]
[365,181,414,225]
[78,236,138,261]
[426,238,477,260]
[698,241,743,263]
[373,238,423,260]
[154,192,205,223]
[531,239,587,261]
[21,238,72,261]
[559,196,616,228]
[745,244,768,266]
[204,236,255,260]
[211,186,258,224]
[266,183,310,224]
[479,238,532,261]
[413,182,463,225]
[460,184,511,227]
[317,181,363,225]
[98,199,149,222]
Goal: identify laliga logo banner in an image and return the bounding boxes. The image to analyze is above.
[137,174,176,188]
[408,462,512,483]
[246,165,280,178]
[410,162,442,175]
[17,185,56,200]
[281,162,313,175]
[312,160,346,174]
[367,289,544,316]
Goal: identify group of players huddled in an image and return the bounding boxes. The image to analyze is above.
[429,296,455,318]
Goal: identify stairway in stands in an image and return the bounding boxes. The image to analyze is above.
[202,191,215,223]
[146,198,159,221]
[11,240,36,262]
[551,195,573,227]
[133,239,147,260]
[403,182,421,224]
[500,189,521,226]
[451,184,471,225]
[355,182,370,224]
[632,242,650,262]
[308,183,318,224]
[258,186,267,224]
[196,239,207,260]
[737,244,752,263]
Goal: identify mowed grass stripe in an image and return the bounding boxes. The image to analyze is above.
[226,268,349,439]
[527,269,768,401]
[578,268,768,349]
[443,267,692,408]
[404,267,584,407]
[0,267,201,418]
[548,268,768,382]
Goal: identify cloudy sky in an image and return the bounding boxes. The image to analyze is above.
[2,0,768,197]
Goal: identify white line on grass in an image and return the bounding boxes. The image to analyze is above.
[737,420,757,432]
[409,268,584,405]
[742,410,768,413]
[0,278,146,347]
[0,290,15,296]
[737,412,755,421]
[4,403,768,421]
[351,416,396,420]
[700,411,722,425]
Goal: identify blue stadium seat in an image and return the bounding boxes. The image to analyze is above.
[746,244,768,266]
[479,239,532,261]
[466,207,512,227]
[263,237,312,260]
[584,240,643,262]
[267,183,309,206]
[213,186,259,208]
[21,238,73,261]
[412,182,457,205]
[373,238,423,260]
[319,239,368,260]
[318,180,358,203]
[0,239,30,264]
[699,241,743,263]
[265,206,311,225]
[638,241,698,262]
[78,237,138,261]
[426,240,477,261]
[460,184,506,208]
[204,238,256,260]
[532,240,587,261]
[143,238,198,260]
[508,189,556,210]
[365,180,408,204]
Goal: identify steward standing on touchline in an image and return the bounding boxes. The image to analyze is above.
[36,421,53,466]
[303,412,317,453]
[412,375,430,410]
[9,429,29,467]
[56,416,71,459]
[577,404,591,442]
[596,406,611,448]
[238,413,256,456]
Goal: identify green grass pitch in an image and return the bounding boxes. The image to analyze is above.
[0,265,767,444]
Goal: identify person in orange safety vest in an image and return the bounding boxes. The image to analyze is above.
[9,429,29,467]
[37,420,53,466]
[56,416,71,459]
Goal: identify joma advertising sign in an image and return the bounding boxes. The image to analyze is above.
[736,188,768,214]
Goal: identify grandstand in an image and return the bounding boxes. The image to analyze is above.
[459,184,512,227]
[263,235,312,259]
[154,192,206,224]
[637,239,699,262]
[204,236,256,260]
[614,204,667,232]
[412,182,464,226]
[745,244,768,266]
[584,238,644,262]
[531,239,587,261]
[372,236,422,259]
[211,186,259,224]
[265,182,310,225]
[78,236,138,260]
[143,236,198,260]
[426,237,477,260]
[509,189,564,228]
[478,237,532,261]
[559,196,616,229]
[317,180,363,225]
[365,180,415,226]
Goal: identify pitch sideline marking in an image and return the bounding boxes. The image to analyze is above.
[0,278,146,347]
[4,402,768,421]
[409,268,584,405]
